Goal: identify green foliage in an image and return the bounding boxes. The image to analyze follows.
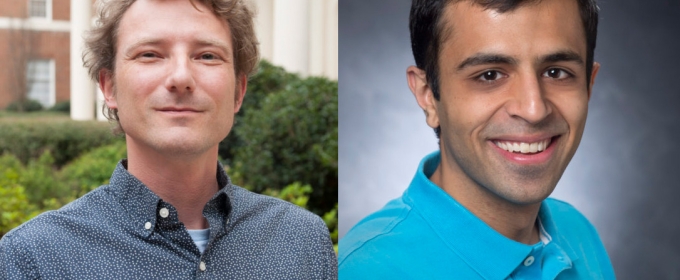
[18,151,68,208]
[219,60,299,165]
[0,185,38,237]
[0,142,126,238]
[0,120,121,167]
[48,100,71,113]
[6,99,44,112]
[0,154,39,236]
[234,76,338,216]
[263,182,313,208]
[59,141,127,196]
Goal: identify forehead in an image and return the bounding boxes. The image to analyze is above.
[440,0,586,63]
[116,0,232,51]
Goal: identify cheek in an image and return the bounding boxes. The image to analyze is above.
[199,70,236,108]
[552,93,589,128]
[116,66,163,104]
[442,90,500,138]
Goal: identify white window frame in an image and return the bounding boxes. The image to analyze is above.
[28,0,52,21]
[26,59,56,108]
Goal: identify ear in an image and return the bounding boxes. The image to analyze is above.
[407,66,439,129]
[99,69,117,109]
[587,62,600,101]
[233,74,247,113]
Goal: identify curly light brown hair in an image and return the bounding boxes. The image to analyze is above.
[83,0,259,134]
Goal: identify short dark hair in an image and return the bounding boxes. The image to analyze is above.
[409,0,599,138]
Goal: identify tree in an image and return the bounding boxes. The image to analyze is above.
[233,75,338,216]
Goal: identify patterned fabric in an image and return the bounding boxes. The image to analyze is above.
[0,160,337,279]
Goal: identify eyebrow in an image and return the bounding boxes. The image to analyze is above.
[455,50,585,72]
[456,53,517,72]
[539,50,584,65]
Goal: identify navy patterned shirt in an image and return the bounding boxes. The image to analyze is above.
[0,160,337,279]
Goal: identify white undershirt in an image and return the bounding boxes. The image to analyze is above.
[187,229,210,254]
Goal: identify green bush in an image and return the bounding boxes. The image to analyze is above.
[0,184,38,237]
[48,101,70,113]
[5,99,44,112]
[219,60,300,165]
[0,142,126,237]
[59,141,127,196]
[18,151,70,208]
[234,76,338,216]
[0,120,122,167]
[0,154,39,236]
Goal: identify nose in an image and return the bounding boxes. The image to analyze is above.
[504,74,552,124]
[164,55,196,94]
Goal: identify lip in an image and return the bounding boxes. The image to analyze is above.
[156,107,202,114]
[488,135,560,165]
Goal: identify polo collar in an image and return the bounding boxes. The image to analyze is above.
[107,160,233,238]
[402,151,573,279]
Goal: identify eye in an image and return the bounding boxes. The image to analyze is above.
[200,53,217,60]
[476,70,506,83]
[543,68,572,80]
[140,52,157,58]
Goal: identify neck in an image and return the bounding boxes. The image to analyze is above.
[125,137,219,230]
[431,153,540,245]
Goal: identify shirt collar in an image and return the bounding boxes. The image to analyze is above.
[402,151,573,279]
[538,198,579,262]
[107,159,233,238]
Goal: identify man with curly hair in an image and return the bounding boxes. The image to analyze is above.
[0,1,337,279]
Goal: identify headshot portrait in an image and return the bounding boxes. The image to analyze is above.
[0,0,338,279]
[339,0,680,278]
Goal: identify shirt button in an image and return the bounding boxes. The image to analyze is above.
[523,255,535,266]
[159,207,169,218]
[144,222,151,230]
[199,261,206,271]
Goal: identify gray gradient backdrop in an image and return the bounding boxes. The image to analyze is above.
[338,0,680,278]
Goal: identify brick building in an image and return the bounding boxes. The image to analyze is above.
[0,0,70,109]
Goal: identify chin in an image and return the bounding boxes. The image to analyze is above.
[150,134,218,157]
[488,180,557,206]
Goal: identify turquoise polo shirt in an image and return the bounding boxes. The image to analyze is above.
[339,151,615,279]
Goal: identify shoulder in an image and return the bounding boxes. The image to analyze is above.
[229,185,328,232]
[338,197,414,267]
[543,198,595,228]
[227,185,337,274]
[1,185,115,249]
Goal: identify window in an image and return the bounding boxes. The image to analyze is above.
[26,59,55,108]
[29,0,52,19]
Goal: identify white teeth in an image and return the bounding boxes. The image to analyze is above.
[529,142,538,153]
[494,138,552,154]
[520,143,529,153]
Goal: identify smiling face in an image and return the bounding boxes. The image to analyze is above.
[101,0,246,157]
[412,0,599,205]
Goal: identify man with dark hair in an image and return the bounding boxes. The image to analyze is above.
[339,0,614,278]
[0,0,337,279]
